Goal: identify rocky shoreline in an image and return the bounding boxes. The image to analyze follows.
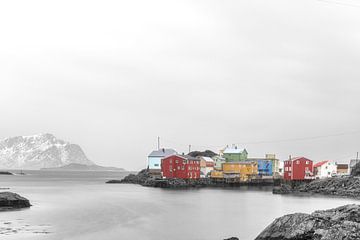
[273,176,360,199]
[0,192,31,211]
[106,169,275,188]
[106,169,210,188]
[255,204,360,240]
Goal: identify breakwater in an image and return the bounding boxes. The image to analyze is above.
[106,169,278,188]
[273,176,360,199]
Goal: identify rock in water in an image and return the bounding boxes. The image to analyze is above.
[256,204,360,240]
[0,192,31,210]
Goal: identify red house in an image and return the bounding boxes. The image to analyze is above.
[284,157,314,181]
[161,154,200,179]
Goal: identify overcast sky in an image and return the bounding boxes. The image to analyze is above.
[0,0,360,170]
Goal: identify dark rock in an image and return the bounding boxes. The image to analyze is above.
[274,176,360,199]
[273,184,293,194]
[106,169,210,189]
[0,171,13,175]
[256,204,360,240]
[188,150,217,158]
[224,238,239,240]
[0,192,31,210]
[106,180,122,183]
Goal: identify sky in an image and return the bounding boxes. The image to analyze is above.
[0,0,360,170]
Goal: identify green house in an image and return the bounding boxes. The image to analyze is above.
[223,147,248,162]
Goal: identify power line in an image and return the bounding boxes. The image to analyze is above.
[317,0,360,8]
[235,130,360,145]
[162,130,360,149]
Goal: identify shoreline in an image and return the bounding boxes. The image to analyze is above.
[106,169,280,189]
[273,176,360,200]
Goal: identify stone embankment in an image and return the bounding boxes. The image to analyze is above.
[256,204,360,240]
[106,169,210,188]
[273,176,360,199]
[0,192,31,210]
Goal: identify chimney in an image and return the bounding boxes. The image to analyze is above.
[162,148,165,153]
[289,155,292,160]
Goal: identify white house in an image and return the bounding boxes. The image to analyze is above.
[147,148,177,172]
[314,161,337,179]
[198,156,215,177]
[212,155,226,170]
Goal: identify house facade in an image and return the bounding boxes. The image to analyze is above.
[212,155,225,170]
[161,154,200,179]
[222,161,258,181]
[147,148,177,171]
[337,164,349,175]
[265,154,280,175]
[223,146,248,162]
[247,158,273,176]
[198,156,215,177]
[284,157,314,181]
[314,161,337,179]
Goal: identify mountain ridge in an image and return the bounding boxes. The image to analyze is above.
[41,163,125,171]
[0,133,94,170]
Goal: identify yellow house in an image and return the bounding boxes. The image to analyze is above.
[210,170,224,179]
[222,162,258,175]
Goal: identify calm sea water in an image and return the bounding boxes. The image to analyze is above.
[1,170,359,240]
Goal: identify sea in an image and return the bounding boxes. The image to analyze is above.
[1,170,359,240]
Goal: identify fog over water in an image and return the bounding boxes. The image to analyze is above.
[1,171,359,240]
[1,0,360,170]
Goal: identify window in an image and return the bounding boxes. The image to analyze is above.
[288,173,291,177]
[306,161,309,165]
[170,159,172,163]
[285,167,288,171]
[177,166,180,170]
[296,160,300,164]
[175,160,178,163]
[182,166,185,170]
[154,164,159,167]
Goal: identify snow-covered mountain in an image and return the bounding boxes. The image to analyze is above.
[0,133,94,169]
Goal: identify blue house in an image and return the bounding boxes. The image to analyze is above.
[147,148,177,171]
[257,159,273,176]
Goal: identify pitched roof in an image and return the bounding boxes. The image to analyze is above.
[200,156,214,162]
[314,160,329,168]
[148,148,177,157]
[289,157,311,162]
[223,147,246,154]
[162,154,200,161]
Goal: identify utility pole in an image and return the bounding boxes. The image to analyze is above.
[157,136,160,150]
[188,144,191,153]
